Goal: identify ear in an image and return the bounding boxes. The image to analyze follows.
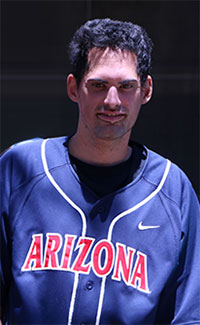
[67,74,79,103]
[142,75,153,104]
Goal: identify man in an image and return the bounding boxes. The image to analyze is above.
[1,18,199,325]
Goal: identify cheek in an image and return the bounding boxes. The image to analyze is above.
[80,89,104,106]
[78,100,95,122]
[120,91,138,104]
[89,91,106,103]
[127,95,143,117]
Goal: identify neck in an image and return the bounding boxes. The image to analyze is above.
[68,133,132,166]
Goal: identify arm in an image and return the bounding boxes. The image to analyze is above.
[155,173,200,324]
[171,178,200,324]
[0,149,13,323]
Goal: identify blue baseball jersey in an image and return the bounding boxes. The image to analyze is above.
[1,136,200,324]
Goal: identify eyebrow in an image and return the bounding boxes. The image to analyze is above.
[87,78,138,84]
[87,78,108,84]
[119,79,138,84]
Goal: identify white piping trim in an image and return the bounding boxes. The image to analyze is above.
[95,276,107,325]
[67,272,79,325]
[41,139,87,233]
[41,139,87,325]
[108,159,171,241]
[95,159,171,325]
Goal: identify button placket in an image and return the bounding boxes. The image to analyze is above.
[86,280,94,290]
[98,206,104,213]
[89,203,105,219]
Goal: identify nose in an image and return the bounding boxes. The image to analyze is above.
[104,86,121,108]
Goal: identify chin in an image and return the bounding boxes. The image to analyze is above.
[94,125,131,141]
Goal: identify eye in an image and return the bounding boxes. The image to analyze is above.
[120,83,137,90]
[121,84,133,89]
[92,82,105,89]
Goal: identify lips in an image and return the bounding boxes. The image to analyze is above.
[97,112,126,124]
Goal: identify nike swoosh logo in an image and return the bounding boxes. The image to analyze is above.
[138,221,160,230]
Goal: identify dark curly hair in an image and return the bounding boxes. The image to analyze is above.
[68,18,153,86]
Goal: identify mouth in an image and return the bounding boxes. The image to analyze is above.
[97,112,126,124]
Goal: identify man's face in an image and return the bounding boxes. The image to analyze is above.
[68,48,152,142]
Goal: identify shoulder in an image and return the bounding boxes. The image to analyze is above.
[1,136,68,163]
[143,148,199,209]
[1,137,43,157]
[0,136,69,191]
[1,138,44,177]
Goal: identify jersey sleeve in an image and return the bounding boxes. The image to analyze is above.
[155,167,200,324]
[172,172,200,324]
[0,139,43,321]
[1,146,14,321]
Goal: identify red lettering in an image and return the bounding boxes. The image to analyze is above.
[60,235,76,269]
[112,243,135,283]
[21,234,43,271]
[21,233,151,294]
[43,234,62,268]
[92,240,114,276]
[72,237,94,273]
[130,252,150,293]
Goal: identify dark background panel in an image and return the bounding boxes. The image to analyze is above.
[1,0,199,196]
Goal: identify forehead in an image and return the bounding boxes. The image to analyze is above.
[86,48,138,77]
